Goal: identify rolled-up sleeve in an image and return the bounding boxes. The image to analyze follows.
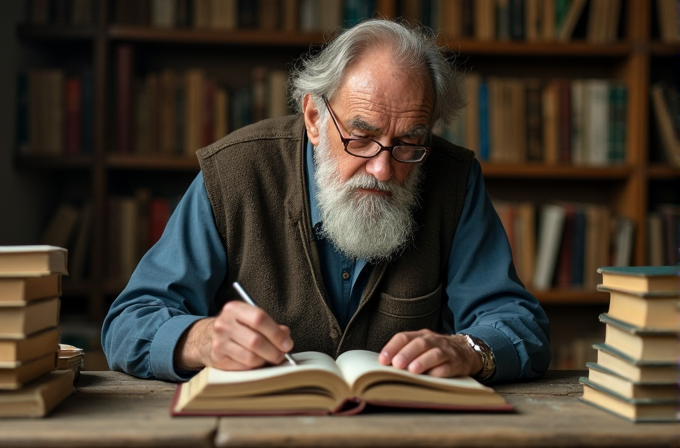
[446,159,551,383]
[101,172,226,381]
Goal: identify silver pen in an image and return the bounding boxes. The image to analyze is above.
[232,281,298,366]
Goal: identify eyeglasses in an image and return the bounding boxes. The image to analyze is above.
[321,96,431,163]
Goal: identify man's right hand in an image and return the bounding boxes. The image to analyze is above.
[174,301,294,371]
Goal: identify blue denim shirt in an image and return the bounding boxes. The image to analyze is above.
[102,140,551,383]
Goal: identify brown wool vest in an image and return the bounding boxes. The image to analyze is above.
[197,114,473,358]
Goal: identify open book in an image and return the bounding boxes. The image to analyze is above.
[172,350,512,416]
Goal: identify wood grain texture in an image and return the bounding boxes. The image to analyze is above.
[1,371,677,448]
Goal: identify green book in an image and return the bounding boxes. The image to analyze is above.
[597,266,680,294]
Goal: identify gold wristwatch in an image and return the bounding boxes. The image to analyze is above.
[460,334,496,382]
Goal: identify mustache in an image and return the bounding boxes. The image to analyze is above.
[344,174,400,193]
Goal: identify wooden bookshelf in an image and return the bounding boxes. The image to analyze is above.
[13,1,680,367]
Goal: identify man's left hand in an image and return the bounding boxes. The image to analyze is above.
[378,329,483,378]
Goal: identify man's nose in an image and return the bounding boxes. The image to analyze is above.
[364,150,394,182]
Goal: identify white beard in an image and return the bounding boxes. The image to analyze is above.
[313,123,423,262]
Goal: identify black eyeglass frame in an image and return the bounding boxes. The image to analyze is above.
[321,96,431,164]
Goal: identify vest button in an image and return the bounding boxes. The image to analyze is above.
[342,271,350,280]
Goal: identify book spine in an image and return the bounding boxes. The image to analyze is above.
[116,44,134,154]
[80,70,94,154]
[65,75,82,156]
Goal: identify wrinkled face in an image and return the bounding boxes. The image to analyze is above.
[303,50,434,261]
[305,49,434,188]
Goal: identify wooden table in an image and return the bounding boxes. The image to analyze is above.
[0,371,677,448]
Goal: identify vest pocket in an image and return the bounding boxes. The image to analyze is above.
[375,283,443,319]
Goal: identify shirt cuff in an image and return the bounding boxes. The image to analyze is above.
[457,325,520,384]
[149,314,205,382]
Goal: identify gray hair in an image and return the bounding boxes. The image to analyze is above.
[288,18,465,127]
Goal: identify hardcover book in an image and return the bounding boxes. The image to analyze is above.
[597,266,680,293]
[0,275,62,303]
[586,363,678,398]
[598,285,679,331]
[579,377,679,423]
[593,343,678,384]
[0,352,56,390]
[599,313,679,363]
[0,298,60,338]
[0,370,73,417]
[0,328,60,364]
[172,350,512,416]
[0,246,68,277]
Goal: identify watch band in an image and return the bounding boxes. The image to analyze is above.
[459,334,496,382]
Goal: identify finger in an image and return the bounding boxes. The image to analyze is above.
[209,340,263,371]
[378,331,420,366]
[405,346,450,375]
[220,301,292,364]
[231,301,295,353]
[211,338,270,370]
[388,333,435,370]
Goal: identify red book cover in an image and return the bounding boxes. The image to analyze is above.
[149,197,170,246]
[65,75,82,155]
[169,350,514,417]
[558,79,572,163]
[116,44,134,153]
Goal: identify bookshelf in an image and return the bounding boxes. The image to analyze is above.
[13,0,680,368]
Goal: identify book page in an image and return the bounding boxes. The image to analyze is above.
[200,351,349,398]
[335,350,494,396]
[176,351,353,413]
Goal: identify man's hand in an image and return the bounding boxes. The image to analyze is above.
[174,301,294,371]
[378,329,483,378]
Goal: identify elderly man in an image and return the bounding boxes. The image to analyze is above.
[102,19,551,383]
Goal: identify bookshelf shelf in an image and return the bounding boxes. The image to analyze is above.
[106,155,200,171]
[649,42,680,55]
[14,154,93,170]
[16,24,96,40]
[108,26,326,47]
[480,164,632,179]
[532,290,610,305]
[451,40,633,57]
[648,164,680,179]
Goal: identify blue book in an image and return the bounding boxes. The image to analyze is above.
[570,207,586,287]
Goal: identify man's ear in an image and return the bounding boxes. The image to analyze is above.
[302,93,320,147]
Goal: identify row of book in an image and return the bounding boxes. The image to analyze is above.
[111,0,368,32]
[16,70,94,157]
[646,204,680,267]
[441,74,628,166]
[38,193,178,284]
[27,0,96,27]
[491,200,634,292]
[105,190,182,281]
[115,45,290,156]
[401,0,621,44]
[579,265,679,422]
[0,246,82,418]
[39,0,625,44]
[657,0,680,43]
[650,82,680,168]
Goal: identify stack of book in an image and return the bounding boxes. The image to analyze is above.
[579,266,680,422]
[0,246,75,418]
